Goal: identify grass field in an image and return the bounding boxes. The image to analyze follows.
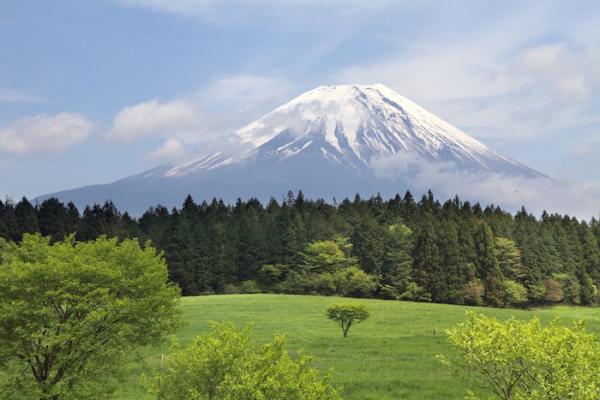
[117,294,600,399]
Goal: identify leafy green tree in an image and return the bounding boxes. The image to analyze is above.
[501,279,527,307]
[0,234,181,400]
[150,323,341,400]
[329,266,376,297]
[441,313,600,399]
[302,239,356,272]
[494,237,524,280]
[326,304,370,337]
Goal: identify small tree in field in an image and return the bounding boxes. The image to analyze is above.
[0,234,181,400]
[440,312,600,399]
[150,323,341,400]
[326,304,370,337]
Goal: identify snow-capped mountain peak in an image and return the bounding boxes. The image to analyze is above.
[38,83,546,214]
[166,83,541,178]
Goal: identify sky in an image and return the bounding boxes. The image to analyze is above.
[1,0,599,216]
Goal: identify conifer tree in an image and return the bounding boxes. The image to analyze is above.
[14,197,39,238]
[37,198,68,242]
[436,219,467,303]
[475,223,504,306]
[412,211,440,299]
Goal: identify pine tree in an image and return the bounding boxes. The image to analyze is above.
[412,211,440,300]
[351,215,386,275]
[37,198,68,242]
[475,222,504,306]
[436,219,468,303]
[14,197,39,238]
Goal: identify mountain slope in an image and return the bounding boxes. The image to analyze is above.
[38,84,545,214]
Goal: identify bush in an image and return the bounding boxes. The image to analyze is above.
[463,280,485,306]
[239,280,261,294]
[544,278,564,303]
[223,283,241,294]
[399,282,432,302]
[501,279,527,307]
[326,304,370,337]
[441,313,600,399]
[149,323,341,400]
[332,267,376,297]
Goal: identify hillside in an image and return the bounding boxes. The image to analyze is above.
[116,294,600,400]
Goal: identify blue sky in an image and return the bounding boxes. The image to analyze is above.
[1,0,600,212]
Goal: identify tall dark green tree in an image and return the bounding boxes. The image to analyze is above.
[475,222,504,307]
[412,211,440,299]
[14,197,39,238]
[436,219,468,303]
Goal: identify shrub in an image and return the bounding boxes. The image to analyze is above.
[544,278,564,303]
[149,323,341,400]
[399,282,432,302]
[501,279,527,307]
[332,267,376,297]
[239,280,261,294]
[326,304,370,337]
[463,280,485,306]
[441,313,600,399]
[223,283,241,294]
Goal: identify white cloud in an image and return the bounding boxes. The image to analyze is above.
[107,98,203,142]
[370,152,600,218]
[145,138,190,162]
[105,75,295,161]
[338,40,600,140]
[0,113,93,155]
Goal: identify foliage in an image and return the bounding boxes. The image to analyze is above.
[302,240,356,272]
[2,192,600,308]
[501,279,527,307]
[0,234,181,400]
[441,312,600,399]
[326,304,370,337]
[149,323,341,400]
[544,277,564,303]
[463,280,485,306]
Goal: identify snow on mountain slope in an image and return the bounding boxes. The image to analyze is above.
[162,84,542,178]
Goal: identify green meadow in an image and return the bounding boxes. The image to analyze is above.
[118,294,600,400]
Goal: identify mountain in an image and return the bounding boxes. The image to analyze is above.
[38,84,545,214]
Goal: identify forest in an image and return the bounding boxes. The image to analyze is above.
[1,190,599,307]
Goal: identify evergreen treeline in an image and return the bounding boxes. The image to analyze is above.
[1,191,600,307]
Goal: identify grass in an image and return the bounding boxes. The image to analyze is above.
[117,294,600,399]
